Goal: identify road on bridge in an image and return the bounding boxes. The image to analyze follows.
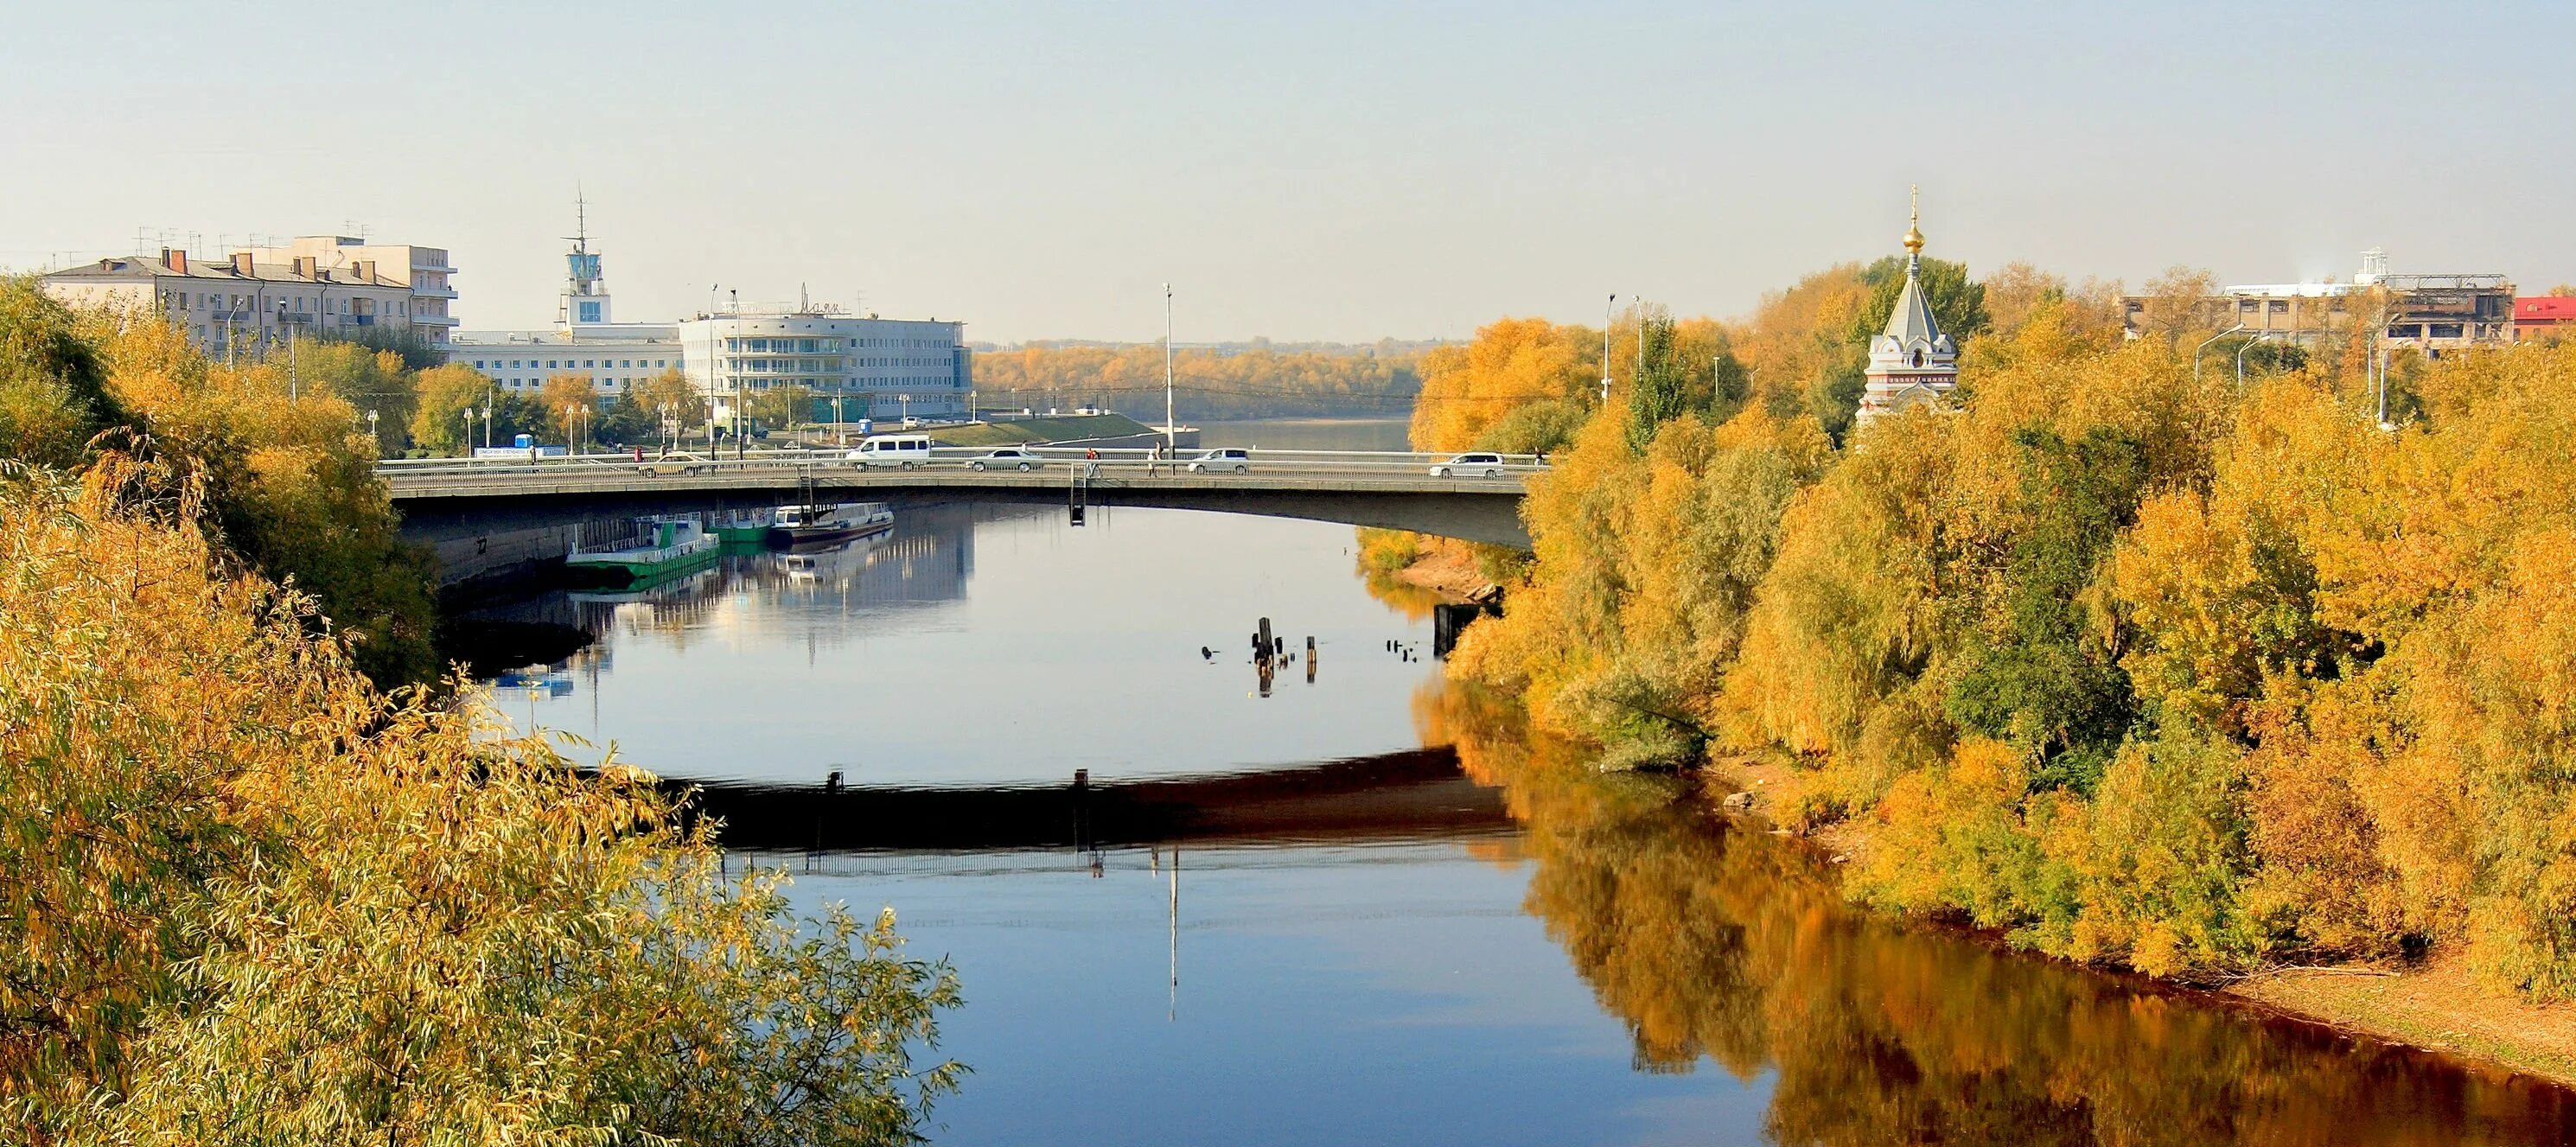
[377,445,1541,500]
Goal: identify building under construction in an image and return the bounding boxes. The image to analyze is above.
[2122,249,2516,359]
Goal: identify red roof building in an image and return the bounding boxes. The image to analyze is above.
[2515,296,2576,341]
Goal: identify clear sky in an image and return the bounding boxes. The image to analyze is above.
[4,1,2569,343]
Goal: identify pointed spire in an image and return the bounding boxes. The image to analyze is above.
[1882,188,1941,345]
[1902,184,1925,275]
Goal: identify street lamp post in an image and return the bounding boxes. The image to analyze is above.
[2234,332,2278,389]
[2191,323,2248,385]
[461,408,472,457]
[1163,283,1176,458]
[367,409,379,455]
[1600,294,1616,403]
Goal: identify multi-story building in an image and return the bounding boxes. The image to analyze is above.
[41,247,418,361]
[679,308,972,425]
[243,236,458,346]
[448,222,681,410]
[455,205,972,425]
[2122,250,2516,360]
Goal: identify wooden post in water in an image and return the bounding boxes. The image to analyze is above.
[1071,768,1091,854]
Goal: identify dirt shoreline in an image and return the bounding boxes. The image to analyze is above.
[1701,752,2576,1090]
[1386,541,1491,603]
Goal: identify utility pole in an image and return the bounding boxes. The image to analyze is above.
[1164,283,1176,457]
[731,289,745,459]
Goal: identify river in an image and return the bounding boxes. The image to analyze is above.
[463,417,2576,1145]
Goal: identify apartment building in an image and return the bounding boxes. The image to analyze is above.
[241,236,458,346]
[41,248,418,361]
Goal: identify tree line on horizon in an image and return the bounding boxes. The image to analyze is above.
[969,342,1424,421]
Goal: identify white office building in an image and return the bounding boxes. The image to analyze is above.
[680,308,972,425]
[448,222,680,408]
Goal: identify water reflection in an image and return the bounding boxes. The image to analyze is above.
[464,505,1446,787]
[1417,684,2576,1145]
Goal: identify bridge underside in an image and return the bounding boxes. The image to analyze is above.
[395,474,1528,589]
[686,747,1509,851]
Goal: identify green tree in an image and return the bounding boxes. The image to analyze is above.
[1625,306,1690,451]
[749,383,817,430]
[0,277,124,468]
[1942,424,2149,793]
[292,339,416,456]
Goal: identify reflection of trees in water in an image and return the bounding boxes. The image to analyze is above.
[1415,683,2576,1145]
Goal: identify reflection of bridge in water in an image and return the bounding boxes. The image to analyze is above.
[683,745,1505,852]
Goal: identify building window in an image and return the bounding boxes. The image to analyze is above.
[584,360,596,368]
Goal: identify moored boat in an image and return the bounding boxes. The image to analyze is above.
[711,509,775,545]
[767,501,895,548]
[564,517,721,587]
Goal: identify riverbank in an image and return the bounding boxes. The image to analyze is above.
[1703,750,2576,1090]
[1380,537,1491,602]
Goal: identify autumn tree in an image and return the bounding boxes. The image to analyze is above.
[536,373,597,445]
[748,382,817,430]
[292,340,416,455]
[630,365,709,428]
[1409,317,1591,452]
[0,469,962,1142]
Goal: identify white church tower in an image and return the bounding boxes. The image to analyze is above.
[1855,188,1959,430]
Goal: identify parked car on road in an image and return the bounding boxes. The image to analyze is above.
[1430,452,1507,478]
[1186,448,1252,475]
[966,447,1039,472]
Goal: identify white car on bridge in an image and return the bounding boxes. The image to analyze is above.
[965,447,1040,472]
[1186,448,1251,475]
[1429,452,1508,478]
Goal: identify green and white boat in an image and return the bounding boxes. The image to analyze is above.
[710,509,775,545]
[565,518,721,587]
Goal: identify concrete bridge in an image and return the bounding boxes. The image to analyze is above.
[383,449,1536,589]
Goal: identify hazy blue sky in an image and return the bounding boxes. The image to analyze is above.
[5,2,2569,343]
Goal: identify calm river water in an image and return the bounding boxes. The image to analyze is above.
[467,417,2576,1145]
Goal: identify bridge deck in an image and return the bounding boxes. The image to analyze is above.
[381,452,1533,501]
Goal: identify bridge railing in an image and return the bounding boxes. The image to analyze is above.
[375,446,1551,481]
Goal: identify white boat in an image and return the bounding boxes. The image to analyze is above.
[767,501,895,549]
